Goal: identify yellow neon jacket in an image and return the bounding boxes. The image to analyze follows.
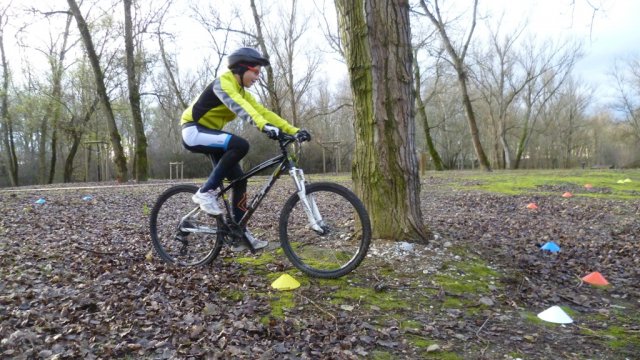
[180,70,299,135]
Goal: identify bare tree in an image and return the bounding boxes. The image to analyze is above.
[266,0,320,127]
[67,0,128,182]
[418,0,491,171]
[188,2,235,79]
[414,49,445,171]
[513,38,581,168]
[314,0,344,58]
[473,21,529,169]
[156,18,188,109]
[0,3,18,185]
[335,0,429,242]
[123,0,150,181]
[63,97,99,182]
[30,10,76,184]
[612,54,640,143]
[248,0,283,115]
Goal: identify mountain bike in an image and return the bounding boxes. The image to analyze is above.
[149,133,371,279]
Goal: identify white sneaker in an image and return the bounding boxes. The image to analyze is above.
[231,229,269,252]
[192,189,222,215]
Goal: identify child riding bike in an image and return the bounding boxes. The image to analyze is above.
[180,47,311,251]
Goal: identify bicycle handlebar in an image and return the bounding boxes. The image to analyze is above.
[278,132,310,145]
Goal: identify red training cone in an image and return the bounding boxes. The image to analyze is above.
[562,192,573,198]
[526,203,538,210]
[582,271,609,286]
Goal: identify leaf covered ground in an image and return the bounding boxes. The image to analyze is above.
[0,170,638,359]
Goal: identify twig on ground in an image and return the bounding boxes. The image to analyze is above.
[299,294,338,330]
[476,315,491,338]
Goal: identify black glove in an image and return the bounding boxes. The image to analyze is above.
[262,124,280,140]
[296,129,311,142]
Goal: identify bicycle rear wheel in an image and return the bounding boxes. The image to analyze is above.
[149,184,223,266]
[279,182,371,278]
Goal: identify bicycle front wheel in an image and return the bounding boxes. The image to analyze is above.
[279,182,371,278]
[149,184,223,266]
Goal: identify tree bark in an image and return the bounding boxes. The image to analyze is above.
[124,0,148,181]
[335,0,430,242]
[67,0,128,182]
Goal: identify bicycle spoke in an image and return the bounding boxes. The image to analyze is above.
[150,185,223,266]
[280,182,371,278]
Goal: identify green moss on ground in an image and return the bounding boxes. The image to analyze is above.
[428,169,640,200]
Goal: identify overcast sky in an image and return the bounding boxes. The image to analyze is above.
[480,0,640,110]
[4,0,639,111]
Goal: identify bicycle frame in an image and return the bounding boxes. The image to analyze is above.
[216,136,296,229]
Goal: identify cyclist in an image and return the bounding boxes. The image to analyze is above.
[180,47,310,251]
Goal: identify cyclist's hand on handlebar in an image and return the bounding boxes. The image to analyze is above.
[262,124,280,140]
[296,129,311,142]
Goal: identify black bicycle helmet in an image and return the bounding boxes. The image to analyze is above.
[227,47,270,68]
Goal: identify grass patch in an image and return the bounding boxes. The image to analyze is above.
[406,334,435,348]
[580,307,640,354]
[401,320,422,331]
[521,311,547,326]
[434,257,499,296]
[405,334,463,359]
[220,289,244,302]
[601,325,640,349]
[266,291,296,320]
[371,351,393,360]
[235,251,277,267]
[330,284,411,312]
[428,169,640,200]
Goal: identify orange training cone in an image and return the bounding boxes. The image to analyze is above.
[562,192,573,198]
[584,184,593,189]
[526,203,538,210]
[582,271,609,286]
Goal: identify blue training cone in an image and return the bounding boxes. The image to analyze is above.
[35,198,46,205]
[541,241,560,253]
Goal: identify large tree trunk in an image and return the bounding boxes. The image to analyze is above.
[124,0,148,181]
[67,0,128,182]
[0,13,18,186]
[335,0,430,242]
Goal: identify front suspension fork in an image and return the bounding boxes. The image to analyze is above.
[289,167,325,233]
